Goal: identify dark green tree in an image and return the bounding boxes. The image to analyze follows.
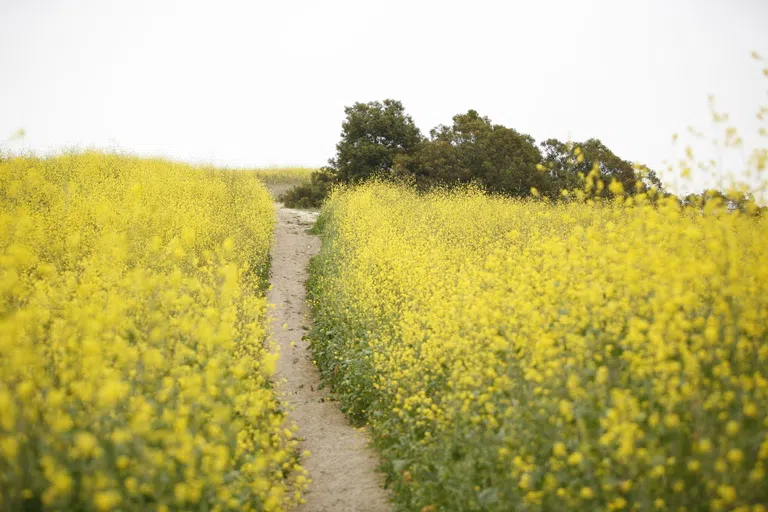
[679,189,764,215]
[282,99,423,207]
[541,138,664,195]
[539,138,581,191]
[282,102,668,207]
[332,99,424,183]
[279,166,336,209]
[397,110,552,196]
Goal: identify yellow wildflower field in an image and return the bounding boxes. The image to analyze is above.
[0,153,305,510]
[309,182,768,511]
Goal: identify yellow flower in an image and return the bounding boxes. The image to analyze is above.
[0,437,18,459]
[610,497,627,510]
[0,154,304,509]
[568,452,583,466]
[309,181,768,510]
[74,432,98,458]
[728,449,744,464]
[698,439,713,453]
[93,490,121,511]
[717,485,737,504]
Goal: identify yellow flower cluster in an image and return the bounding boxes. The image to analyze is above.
[309,182,768,511]
[0,153,305,511]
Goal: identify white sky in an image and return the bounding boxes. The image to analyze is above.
[1,0,767,194]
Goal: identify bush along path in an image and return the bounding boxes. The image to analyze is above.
[266,205,390,512]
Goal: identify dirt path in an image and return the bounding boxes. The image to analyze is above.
[267,205,390,512]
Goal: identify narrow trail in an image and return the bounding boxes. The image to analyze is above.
[267,205,390,512]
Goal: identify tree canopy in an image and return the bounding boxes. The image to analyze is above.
[395,110,552,196]
[282,99,667,207]
[540,138,664,196]
[332,99,423,183]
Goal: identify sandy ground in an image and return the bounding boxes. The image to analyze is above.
[267,205,390,512]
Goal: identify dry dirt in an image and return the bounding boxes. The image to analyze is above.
[266,205,390,512]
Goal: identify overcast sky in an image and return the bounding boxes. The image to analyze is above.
[1,0,767,194]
